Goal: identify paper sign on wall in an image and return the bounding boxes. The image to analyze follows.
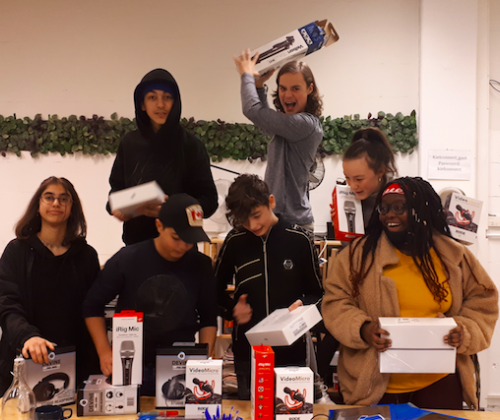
[428,150,471,180]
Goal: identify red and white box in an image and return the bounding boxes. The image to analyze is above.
[275,367,314,420]
[185,359,222,418]
[112,310,143,386]
[332,185,364,241]
[251,345,275,420]
[444,193,482,245]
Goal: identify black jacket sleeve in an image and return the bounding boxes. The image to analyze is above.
[0,241,40,351]
[106,137,128,215]
[214,236,237,320]
[195,255,218,328]
[298,231,323,307]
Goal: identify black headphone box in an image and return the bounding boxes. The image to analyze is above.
[77,374,140,416]
[24,345,76,407]
[155,343,208,409]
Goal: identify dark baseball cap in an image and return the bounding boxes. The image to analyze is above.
[158,194,210,243]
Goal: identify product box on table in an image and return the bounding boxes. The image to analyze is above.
[76,374,140,416]
[379,317,457,373]
[275,367,313,420]
[25,345,76,407]
[251,345,275,420]
[185,359,223,418]
[443,193,483,245]
[156,344,208,408]
[332,185,364,241]
[108,181,165,218]
[250,19,339,74]
[112,310,143,386]
[245,304,322,347]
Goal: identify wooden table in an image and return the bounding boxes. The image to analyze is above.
[64,397,500,419]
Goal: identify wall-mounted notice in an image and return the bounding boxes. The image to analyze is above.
[428,150,471,180]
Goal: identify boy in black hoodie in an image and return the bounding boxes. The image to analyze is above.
[107,69,218,245]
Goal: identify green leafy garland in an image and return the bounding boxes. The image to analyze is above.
[0,111,417,160]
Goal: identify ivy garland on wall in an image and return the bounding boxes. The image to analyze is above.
[0,111,417,160]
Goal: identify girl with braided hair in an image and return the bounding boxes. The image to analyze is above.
[322,177,498,409]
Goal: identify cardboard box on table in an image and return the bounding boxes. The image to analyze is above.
[250,20,339,75]
[245,304,322,347]
[25,346,76,407]
[379,317,457,373]
[251,345,275,420]
[275,367,314,420]
[444,193,483,245]
[155,344,208,409]
[76,375,140,416]
[108,181,165,218]
[332,185,364,241]
[185,359,223,418]
[112,310,143,386]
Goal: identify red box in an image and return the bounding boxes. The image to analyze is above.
[251,345,275,420]
[332,185,364,241]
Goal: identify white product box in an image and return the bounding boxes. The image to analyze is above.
[245,305,322,347]
[275,367,313,420]
[155,344,208,408]
[444,193,483,245]
[332,185,364,241]
[77,375,140,416]
[185,359,223,418]
[112,310,143,386]
[379,317,457,373]
[108,181,165,218]
[25,346,76,407]
[250,20,339,74]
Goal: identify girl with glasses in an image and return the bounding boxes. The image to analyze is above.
[0,177,100,394]
[322,177,498,410]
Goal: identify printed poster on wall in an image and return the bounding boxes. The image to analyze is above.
[428,150,471,180]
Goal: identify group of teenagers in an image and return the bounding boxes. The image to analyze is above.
[0,49,497,411]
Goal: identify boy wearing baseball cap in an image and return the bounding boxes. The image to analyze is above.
[84,194,217,395]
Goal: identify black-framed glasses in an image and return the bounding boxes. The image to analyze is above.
[377,203,407,216]
[40,194,72,206]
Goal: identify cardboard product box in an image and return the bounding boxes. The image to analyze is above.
[156,344,208,409]
[444,193,483,245]
[332,185,364,241]
[245,304,322,347]
[251,20,339,74]
[379,317,457,373]
[251,345,275,420]
[275,367,313,420]
[112,310,143,386]
[108,181,165,218]
[25,346,76,407]
[76,375,140,416]
[185,359,223,418]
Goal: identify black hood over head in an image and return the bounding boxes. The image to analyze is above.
[133,68,182,141]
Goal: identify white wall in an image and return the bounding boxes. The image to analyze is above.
[0,0,420,261]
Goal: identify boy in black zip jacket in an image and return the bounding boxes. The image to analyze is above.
[215,174,322,400]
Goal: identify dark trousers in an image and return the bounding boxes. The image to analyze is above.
[378,373,463,410]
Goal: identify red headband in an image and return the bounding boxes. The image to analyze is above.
[382,183,404,197]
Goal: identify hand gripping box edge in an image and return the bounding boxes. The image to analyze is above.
[109,181,165,217]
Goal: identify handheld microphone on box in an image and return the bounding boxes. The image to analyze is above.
[344,200,356,233]
[456,204,473,222]
[120,340,135,385]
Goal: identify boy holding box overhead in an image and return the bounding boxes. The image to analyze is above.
[215,174,323,400]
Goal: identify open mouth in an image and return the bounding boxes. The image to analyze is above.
[284,101,296,112]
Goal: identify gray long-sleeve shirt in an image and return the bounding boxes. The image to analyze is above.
[240,73,323,225]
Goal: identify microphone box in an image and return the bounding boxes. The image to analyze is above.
[332,185,364,241]
[249,20,339,75]
[379,317,457,373]
[155,344,209,409]
[245,304,322,347]
[24,345,76,407]
[251,345,274,420]
[112,310,143,386]
[109,181,165,218]
[443,193,483,245]
[185,359,223,418]
[274,367,314,420]
[76,374,140,416]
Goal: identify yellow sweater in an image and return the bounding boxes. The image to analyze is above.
[384,248,452,393]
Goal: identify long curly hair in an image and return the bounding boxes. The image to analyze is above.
[272,61,323,116]
[349,177,453,301]
[15,176,87,245]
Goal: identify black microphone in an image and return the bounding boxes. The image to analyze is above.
[284,387,305,403]
[120,341,135,385]
[456,205,473,222]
